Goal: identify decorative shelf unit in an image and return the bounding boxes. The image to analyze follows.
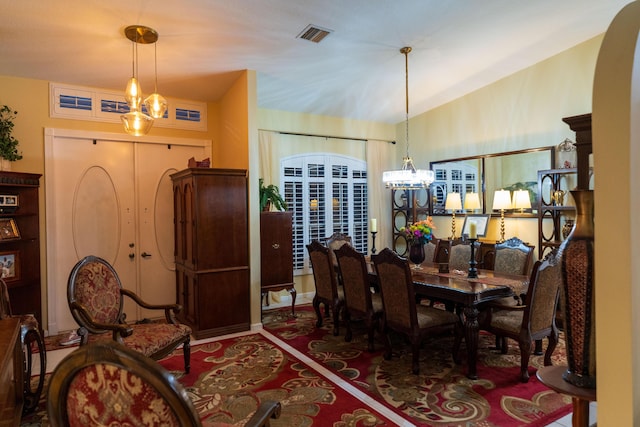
[391,188,431,256]
[537,168,577,259]
[171,168,250,339]
[0,171,42,328]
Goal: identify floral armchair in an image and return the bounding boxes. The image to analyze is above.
[47,341,281,427]
[67,255,192,373]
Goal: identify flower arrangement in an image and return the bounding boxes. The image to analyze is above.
[401,217,435,245]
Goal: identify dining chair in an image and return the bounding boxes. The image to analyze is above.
[334,244,383,351]
[67,255,192,373]
[306,240,345,336]
[424,237,439,263]
[323,232,353,274]
[493,237,535,277]
[372,248,462,375]
[0,277,46,414]
[47,341,281,427]
[448,239,481,271]
[479,250,562,382]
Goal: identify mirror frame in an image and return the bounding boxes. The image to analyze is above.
[429,146,555,217]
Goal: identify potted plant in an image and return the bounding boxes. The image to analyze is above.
[0,105,23,169]
[259,178,287,211]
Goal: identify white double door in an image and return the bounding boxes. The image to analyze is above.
[45,130,207,335]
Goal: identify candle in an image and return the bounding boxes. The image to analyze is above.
[370,218,377,233]
[469,222,477,239]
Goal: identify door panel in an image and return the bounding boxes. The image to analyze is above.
[135,143,206,319]
[46,136,206,333]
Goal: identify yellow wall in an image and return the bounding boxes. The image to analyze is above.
[217,72,250,169]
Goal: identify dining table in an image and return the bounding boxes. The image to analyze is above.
[368,259,529,379]
[410,263,529,379]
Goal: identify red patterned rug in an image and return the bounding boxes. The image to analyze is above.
[262,304,573,427]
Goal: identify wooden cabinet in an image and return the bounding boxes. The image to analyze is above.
[171,168,249,339]
[0,318,23,426]
[391,188,431,256]
[0,172,41,327]
[260,211,295,315]
[537,168,577,259]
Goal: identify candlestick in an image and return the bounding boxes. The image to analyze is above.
[371,231,377,255]
[370,218,377,233]
[468,238,478,278]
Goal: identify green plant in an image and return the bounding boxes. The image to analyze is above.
[0,105,23,161]
[259,178,287,211]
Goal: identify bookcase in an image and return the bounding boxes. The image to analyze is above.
[0,171,41,327]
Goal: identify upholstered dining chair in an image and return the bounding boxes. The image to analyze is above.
[372,248,462,375]
[448,239,481,271]
[334,244,383,351]
[67,255,192,373]
[424,237,440,263]
[493,237,535,277]
[0,277,46,414]
[479,250,562,382]
[306,240,345,336]
[323,232,353,274]
[47,341,281,427]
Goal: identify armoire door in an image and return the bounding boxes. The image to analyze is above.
[45,134,205,334]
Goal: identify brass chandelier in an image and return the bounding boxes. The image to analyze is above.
[121,25,168,136]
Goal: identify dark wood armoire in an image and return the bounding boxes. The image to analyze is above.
[171,168,249,339]
[260,211,295,315]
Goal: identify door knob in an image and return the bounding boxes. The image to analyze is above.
[141,252,152,258]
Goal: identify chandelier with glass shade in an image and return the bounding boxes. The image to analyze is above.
[121,25,168,136]
[382,47,434,189]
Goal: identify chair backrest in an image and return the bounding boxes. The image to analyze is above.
[306,240,340,301]
[493,237,535,276]
[425,238,439,263]
[334,243,371,314]
[0,278,11,319]
[67,256,124,333]
[522,250,562,334]
[324,232,353,267]
[372,248,417,331]
[448,239,481,271]
[47,341,202,427]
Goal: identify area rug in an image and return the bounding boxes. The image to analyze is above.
[262,304,573,427]
[21,332,400,426]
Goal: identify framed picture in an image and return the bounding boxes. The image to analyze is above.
[462,214,490,238]
[0,218,20,240]
[0,250,20,282]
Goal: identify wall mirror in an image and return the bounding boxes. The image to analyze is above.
[430,146,554,217]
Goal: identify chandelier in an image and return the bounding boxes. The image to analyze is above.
[382,47,434,190]
[121,25,168,136]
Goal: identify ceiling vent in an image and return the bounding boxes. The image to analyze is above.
[297,25,332,43]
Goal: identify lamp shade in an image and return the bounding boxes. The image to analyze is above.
[121,109,154,136]
[512,189,531,211]
[445,192,462,210]
[492,189,512,211]
[464,192,481,210]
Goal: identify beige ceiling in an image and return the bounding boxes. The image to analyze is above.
[0,0,632,123]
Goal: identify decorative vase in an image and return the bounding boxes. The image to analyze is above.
[0,159,11,171]
[408,242,425,269]
[558,190,595,388]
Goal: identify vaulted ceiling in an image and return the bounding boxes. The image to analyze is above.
[0,0,632,123]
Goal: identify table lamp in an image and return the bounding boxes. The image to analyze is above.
[512,189,531,213]
[492,189,511,242]
[464,192,481,213]
[445,192,462,239]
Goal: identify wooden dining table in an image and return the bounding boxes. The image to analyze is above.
[410,264,529,379]
[367,259,529,379]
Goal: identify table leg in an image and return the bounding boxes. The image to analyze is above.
[572,397,590,427]
[462,306,479,379]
